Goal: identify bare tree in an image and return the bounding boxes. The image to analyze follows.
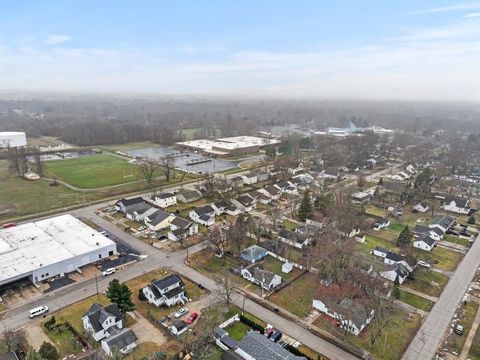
[160,156,175,182]
[205,226,231,256]
[230,214,251,254]
[266,203,283,232]
[203,172,216,195]
[31,147,44,177]
[220,271,236,306]
[139,160,156,186]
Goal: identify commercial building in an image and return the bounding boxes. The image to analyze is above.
[0,132,27,148]
[0,214,117,286]
[176,136,280,157]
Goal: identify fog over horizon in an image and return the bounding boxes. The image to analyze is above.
[0,1,479,102]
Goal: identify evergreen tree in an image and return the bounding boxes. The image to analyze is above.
[396,226,412,247]
[39,342,58,360]
[298,190,313,222]
[468,215,476,225]
[106,279,136,314]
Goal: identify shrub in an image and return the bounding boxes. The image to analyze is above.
[239,314,265,334]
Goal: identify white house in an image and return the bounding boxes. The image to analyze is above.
[259,185,282,201]
[189,205,216,226]
[101,328,138,356]
[125,203,157,222]
[429,215,455,234]
[443,196,470,215]
[114,197,145,213]
[312,298,374,336]
[232,194,256,213]
[168,216,198,241]
[413,235,436,252]
[413,224,442,241]
[278,229,310,249]
[170,320,188,336]
[371,246,389,258]
[413,203,429,213]
[240,267,282,290]
[144,210,175,231]
[380,264,409,284]
[151,193,177,208]
[212,201,241,216]
[82,303,123,342]
[384,252,417,272]
[142,274,187,307]
[242,173,258,185]
[373,218,390,231]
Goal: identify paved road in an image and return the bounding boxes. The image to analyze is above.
[2,208,358,360]
[402,233,480,360]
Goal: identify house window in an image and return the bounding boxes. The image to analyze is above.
[109,251,114,256]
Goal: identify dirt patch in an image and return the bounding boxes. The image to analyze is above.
[129,311,167,346]
[25,322,56,350]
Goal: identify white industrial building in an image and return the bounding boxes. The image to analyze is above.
[0,214,117,286]
[0,131,27,148]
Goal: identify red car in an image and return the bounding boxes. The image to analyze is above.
[186,312,199,324]
[2,223,16,228]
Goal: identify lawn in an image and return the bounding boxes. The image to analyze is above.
[362,235,396,255]
[283,219,298,231]
[270,272,319,318]
[397,289,433,311]
[43,323,85,357]
[444,302,479,355]
[444,234,472,247]
[405,268,448,297]
[45,154,150,189]
[468,325,480,359]
[225,321,250,341]
[314,308,422,360]
[126,342,163,360]
[262,255,301,281]
[413,246,463,272]
[388,222,406,232]
[365,204,387,217]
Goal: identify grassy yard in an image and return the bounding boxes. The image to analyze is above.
[45,154,150,189]
[413,246,463,272]
[389,222,406,232]
[362,235,396,255]
[444,234,472,247]
[365,204,387,217]
[126,342,163,360]
[270,272,318,318]
[43,324,84,357]
[468,325,480,359]
[397,289,433,311]
[262,255,301,281]
[283,219,298,231]
[405,268,449,297]
[225,321,250,341]
[444,302,479,355]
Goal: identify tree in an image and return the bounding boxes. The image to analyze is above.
[266,203,283,232]
[396,226,412,247]
[468,215,476,225]
[106,279,136,314]
[205,226,231,256]
[31,147,44,177]
[265,145,276,159]
[39,342,58,360]
[220,271,236,306]
[298,190,313,222]
[160,157,175,182]
[139,160,156,186]
[25,347,43,360]
[378,177,384,186]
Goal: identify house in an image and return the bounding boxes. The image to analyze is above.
[230,176,244,188]
[413,235,436,252]
[381,181,406,195]
[212,201,241,216]
[240,266,282,290]
[289,177,308,191]
[151,193,177,208]
[373,217,390,231]
[319,168,339,180]
[371,246,389,258]
[168,216,199,241]
[312,298,374,336]
[176,188,202,203]
[413,202,429,213]
[232,194,256,213]
[413,224,442,241]
[234,331,306,360]
[142,274,187,307]
[384,251,417,272]
[429,214,455,234]
[306,211,327,229]
[124,203,157,222]
[82,303,123,341]
[189,205,216,226]
[278,228,310,249]
[351,191,371,204]
[101,328,138,356]
[380,264,410,284]
[170,320,188,336]
[259,185,281,201]
[115,197,145,213]
[144,210,175,231]
[242,173,258,185]
[248,190,271,205]
[255,170,269,182]
[274,181,294,192]
[240,245,268,263]
[282,262,293,273]
[443,196,471,215]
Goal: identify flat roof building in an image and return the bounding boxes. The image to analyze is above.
[0,214,117,286]
[0,131,27,148]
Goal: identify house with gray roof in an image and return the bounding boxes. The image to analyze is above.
[82,303,123,341]
[240,245,268,263]
[142,274,187,307]
[189,204,216,226]
[429,214,455,234]
[124,202,157,222]
[235,331,305,359]
[101,328,138,356]
[443,196,471,215]
[177,188,203,203]
[144,209,175,231]
[240,266,282,291]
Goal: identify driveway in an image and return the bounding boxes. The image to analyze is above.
[25,322,55,350]
[128,311,167,346]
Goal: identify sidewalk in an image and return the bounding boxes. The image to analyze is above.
[459,305,480,359]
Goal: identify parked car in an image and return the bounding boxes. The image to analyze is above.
[186,312,199,324]
[101,268,116,276]
[455,324,464,335]
[29,305,49,318]
[418,260,431,269]
[174,307,188,318]
[2,223,16,228]
[99,230,109,237]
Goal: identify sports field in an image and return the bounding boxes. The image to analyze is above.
[45,153,155,189]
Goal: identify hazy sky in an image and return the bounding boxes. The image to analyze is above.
[0,0,479,100]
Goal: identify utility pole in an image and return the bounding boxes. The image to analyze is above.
[95,274,99,295]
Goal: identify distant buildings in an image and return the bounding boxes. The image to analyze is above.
[0,131,27,148]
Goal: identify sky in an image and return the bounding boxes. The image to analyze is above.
[0,0,479,101]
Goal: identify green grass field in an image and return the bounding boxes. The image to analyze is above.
[397,289,433,311]
[45,154,151,188]
[365,204,387,217]
[405,268,448,297]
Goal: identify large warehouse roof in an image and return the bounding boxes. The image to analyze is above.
[0,214,115,284]
[177,135,280,152]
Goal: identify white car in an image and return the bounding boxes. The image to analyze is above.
[29,305,49,318]
[102,268,116,276]
[174,307,188,318]
[99,230,109,237]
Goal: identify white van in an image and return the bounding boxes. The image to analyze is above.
[29,305,49,318]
